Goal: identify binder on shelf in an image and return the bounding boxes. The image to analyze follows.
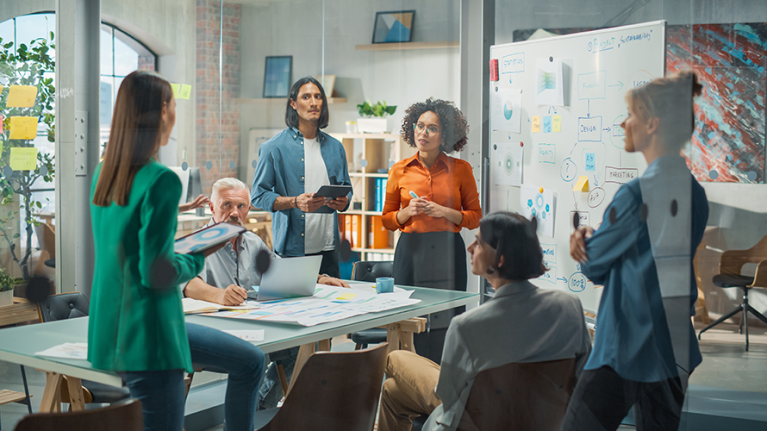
[338,214,346,242]
[369,215,390,249]
[351,215,361,248]
[375,178,388,212]
[345,215,353,247]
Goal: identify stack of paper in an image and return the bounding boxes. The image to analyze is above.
[182,298,259,314]
[35,342,88,360]
[204,285,421,327]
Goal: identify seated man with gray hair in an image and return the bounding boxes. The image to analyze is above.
[184,177,348,408]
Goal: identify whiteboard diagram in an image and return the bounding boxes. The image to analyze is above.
[488,21,666,312]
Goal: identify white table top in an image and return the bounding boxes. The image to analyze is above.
[0,285,477,386]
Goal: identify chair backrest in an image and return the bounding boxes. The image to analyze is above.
[351,261,393,282]
[260,343,388,431]
[37,291,89,323]
[720,234,767,274]
[34,223,56,260]
[458,358,576,431]
[14,398,142,431]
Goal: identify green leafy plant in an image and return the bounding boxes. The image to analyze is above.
[0,30,56,280]
[0,267,15,292]
[357,100,396,118]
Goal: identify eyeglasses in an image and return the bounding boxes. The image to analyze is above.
[413,123,440,136]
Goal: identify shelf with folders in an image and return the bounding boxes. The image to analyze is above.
[332,132,416,262]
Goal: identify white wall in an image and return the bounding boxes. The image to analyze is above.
[237,0,461,174]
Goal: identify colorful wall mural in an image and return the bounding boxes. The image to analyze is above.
[667,23,766,184]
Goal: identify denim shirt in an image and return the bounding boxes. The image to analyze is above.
[251,127,352,257]
[582,156,708,382]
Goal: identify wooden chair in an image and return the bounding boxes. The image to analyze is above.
[13,398,142,431]
[413,358,576,431]
[698,235,767,350]
[254,343,388,431]
[349,261,426,353]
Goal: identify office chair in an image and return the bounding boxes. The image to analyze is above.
[412,358,577,431]
[37,292,132,405]
[14,398,142,431]
[698,235,767,351]
[254,343,388,431]
[349,261,393,349]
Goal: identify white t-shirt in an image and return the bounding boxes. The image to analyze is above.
[304,136,336,254]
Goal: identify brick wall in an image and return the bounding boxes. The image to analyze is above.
[196,0,241,194]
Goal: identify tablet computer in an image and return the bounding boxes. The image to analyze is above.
[174,222,246,254]
[314,185,352,199]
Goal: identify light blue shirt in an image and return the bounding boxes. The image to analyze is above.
[250,127,352,257]
[582,156,708,382]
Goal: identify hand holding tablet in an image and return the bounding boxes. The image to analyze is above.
[175,222,246,254]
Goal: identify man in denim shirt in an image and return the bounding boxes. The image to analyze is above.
[251,76,352,278]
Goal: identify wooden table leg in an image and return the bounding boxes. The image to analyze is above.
[65,376,86,411]
[317,339,331,352]
[39,372,63,413]
[285,343,315,397]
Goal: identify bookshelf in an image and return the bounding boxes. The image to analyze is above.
[330,132,417,261]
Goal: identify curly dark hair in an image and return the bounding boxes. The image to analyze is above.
[400,98,469,153]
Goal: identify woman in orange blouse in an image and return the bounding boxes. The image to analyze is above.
[383,98,481,363]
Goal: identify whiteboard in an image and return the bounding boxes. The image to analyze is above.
[488,21,666,313]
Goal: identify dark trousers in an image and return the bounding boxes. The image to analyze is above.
[306,249,340,278]
[562,366,686,431]
[392,231,467,364]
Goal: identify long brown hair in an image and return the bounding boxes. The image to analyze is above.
[93,71,173,206]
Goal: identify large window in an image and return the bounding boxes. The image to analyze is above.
[99,23,156,147]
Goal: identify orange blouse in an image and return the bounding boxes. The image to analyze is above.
[382,152,482,233]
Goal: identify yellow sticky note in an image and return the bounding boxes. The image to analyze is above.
[336,292,357,301]
[552,115,562,133]
[573,175,589,192]
[9,116,38,140]
[0,85,4,96]
[532,116,541,133]
[10,147,38,171]
[178,84,192,100]
[170,83,181,98]
[7,85,38,108]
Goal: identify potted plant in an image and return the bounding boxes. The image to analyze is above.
[357,100,396,134]
[0,32,57,282]
[0,267,14,306]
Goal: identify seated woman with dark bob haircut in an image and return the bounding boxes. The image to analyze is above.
[378,212,591,431]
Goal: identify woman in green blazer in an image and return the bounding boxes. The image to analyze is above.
[89,71,222,430]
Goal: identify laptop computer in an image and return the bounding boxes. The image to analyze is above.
[246,255,323,301]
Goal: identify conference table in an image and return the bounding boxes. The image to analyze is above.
[0,284,477,413]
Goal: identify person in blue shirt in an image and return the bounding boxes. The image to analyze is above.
[251,77,352,278]
[563,71,709,431]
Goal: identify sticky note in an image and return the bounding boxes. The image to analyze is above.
[542,116,552,133]
[178,84,192,100]
[552,115,561,132]
[0,85,4,96]
[9,116,38,140]
[170,83,181,98]
[10,147,38,171]
[573,175,589,192]
[531,116,541,133]
[336,292,357,301]
[6,85,38,108]
[0,115,3,133]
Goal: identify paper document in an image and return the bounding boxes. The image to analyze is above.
[222,330,265,342]
[182,298,258,314]
[35,342,88,360]
[492,87,522,133]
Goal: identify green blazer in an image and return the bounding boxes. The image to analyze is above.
[88,160,204,373]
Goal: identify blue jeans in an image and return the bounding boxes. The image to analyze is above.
[121,369,185,431]
[187,323,266,431]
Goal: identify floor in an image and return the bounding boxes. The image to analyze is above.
[1,325,765,431]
